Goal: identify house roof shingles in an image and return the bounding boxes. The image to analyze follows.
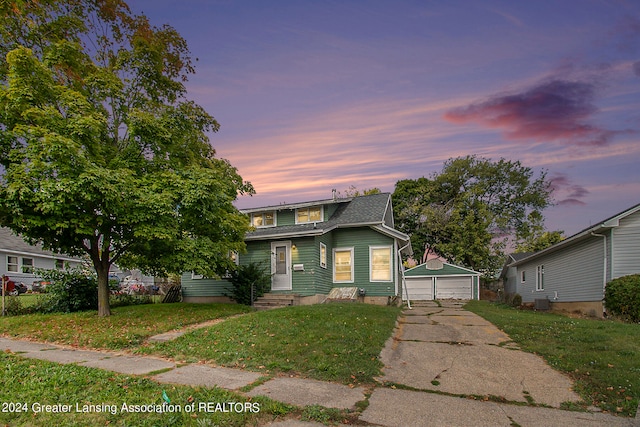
[243,193,406,242]
[0,227,79,260]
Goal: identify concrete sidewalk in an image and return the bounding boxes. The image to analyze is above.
[1,302,638,426]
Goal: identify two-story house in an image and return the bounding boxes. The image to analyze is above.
[182,192,412,305]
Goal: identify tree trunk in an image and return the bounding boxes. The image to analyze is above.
[95,261,111,317]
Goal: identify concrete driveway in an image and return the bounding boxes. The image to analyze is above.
[376,300,580,407]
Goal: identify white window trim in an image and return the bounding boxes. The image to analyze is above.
[333,247,354,283]
[521,270,526,283]
[7,256,19,272]
[295,206,324,224]
[319,242,327,269]
[536,265,544,291]
[251,211,277,228]
[21,257,34,274]
[370,245,393,282]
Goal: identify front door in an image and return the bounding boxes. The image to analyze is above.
[271,241,292,291]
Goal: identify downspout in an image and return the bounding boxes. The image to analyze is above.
[398,243,411,310]
[591,232,607,311]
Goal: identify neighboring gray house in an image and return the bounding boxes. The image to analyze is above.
[500,202,640,316]
[501,252,533,296]
[1,227,84,288]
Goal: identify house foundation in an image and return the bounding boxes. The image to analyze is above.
[549,301,604,318]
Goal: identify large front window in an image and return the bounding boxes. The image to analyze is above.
[296,206,322,224]
[370,246,392,281]
[333,248,354,282]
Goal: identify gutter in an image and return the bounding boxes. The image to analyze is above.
[590,232,608,303]
[398,242,412,310]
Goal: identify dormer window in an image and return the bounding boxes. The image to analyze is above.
[252,211,275,227]
[296,206,322,224]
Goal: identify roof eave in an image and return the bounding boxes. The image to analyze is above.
[511,223,611,266]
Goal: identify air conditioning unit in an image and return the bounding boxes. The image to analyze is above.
[534,298,550,310]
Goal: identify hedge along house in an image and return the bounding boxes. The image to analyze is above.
[182,192,412,305]
[501,202,640,317]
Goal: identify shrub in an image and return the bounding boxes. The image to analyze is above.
[110,293,153,308]
[226,262,271,306]
[35,268,98,313]
[605,274,640,322]
[1,296,24,316]
[511,293,522,307]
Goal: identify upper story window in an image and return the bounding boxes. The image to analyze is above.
[296,206,322,224]
[251,211,275,227]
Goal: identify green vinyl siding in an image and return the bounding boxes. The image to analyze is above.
[331,228,396,296]
[315,234,333,295]
[242,241,271,266]
[324,202,341,220]
[289,237,319,296]
[274,209,295,226]
[181,273,233,297]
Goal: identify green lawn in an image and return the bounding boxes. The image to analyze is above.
[0,303,252,349]
[0,302,399,426]
[137,303,402,385]
[465,300,640,417]
[0,352,294,426]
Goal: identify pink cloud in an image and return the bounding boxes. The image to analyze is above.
[443,79,619,146]
[549,173,589,206]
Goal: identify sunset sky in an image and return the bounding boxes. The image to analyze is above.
[129,0,640,237]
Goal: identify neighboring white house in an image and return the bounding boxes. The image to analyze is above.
[0,227,84,288]
[500,202,640,317]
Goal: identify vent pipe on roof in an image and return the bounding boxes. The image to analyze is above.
[332,189,337,201]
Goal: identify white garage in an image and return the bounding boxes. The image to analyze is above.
[403,259,480,301]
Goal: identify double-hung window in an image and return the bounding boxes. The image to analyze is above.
[252,211,275,227]
[536,265,544,291]
[333,248,354,283]
[319,243,327,269]
[296,206,322,224]
[7,256,18,272]
[21,258,34,274]
[370,246,392,282]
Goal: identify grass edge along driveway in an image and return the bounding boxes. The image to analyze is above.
[465,300,639,418]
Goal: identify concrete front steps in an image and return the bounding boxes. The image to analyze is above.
[252,293,300,310]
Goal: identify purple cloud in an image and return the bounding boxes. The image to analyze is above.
[443,79,618,146]
[549,173,589,206]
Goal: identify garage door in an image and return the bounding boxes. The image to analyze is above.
[435,276,472,299]
[404,277,434,300]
